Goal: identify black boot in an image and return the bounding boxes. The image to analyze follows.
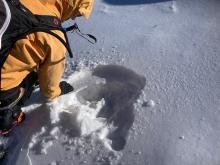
[0,106,25,136]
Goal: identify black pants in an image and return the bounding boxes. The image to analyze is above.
[0,71,38,108]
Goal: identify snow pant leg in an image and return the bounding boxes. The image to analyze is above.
[0,71,38,107]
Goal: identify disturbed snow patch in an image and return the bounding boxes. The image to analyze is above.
[27,68,112,154]
[22,65,145,164]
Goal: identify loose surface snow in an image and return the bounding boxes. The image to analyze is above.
[1,0,220,165]
[1,65,145,165]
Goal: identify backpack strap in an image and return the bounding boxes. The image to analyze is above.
[19,3,74,58]
[23,27,74,58]
[1,0,73,59]
[0,0,11,49]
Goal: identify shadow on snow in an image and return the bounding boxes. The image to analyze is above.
[80,65,146,151]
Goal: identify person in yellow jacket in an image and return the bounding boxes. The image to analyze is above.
[0,0,94,135]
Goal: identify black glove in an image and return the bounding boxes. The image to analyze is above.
[59,81,74,96]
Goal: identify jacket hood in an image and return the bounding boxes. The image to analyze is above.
[21,0,93,22]
[61,0,94,21]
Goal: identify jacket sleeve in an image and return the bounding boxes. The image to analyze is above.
[1,29,66,101]
[36,30,67,100]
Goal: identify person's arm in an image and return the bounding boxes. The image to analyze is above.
[37,30,67,100]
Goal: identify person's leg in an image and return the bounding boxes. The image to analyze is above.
[0,87,25,135]
[0,71,38,135]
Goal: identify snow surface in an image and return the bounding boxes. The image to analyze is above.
[1,0,220,165]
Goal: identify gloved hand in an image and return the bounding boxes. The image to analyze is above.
[59,81,74,96]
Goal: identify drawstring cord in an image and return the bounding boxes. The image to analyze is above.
[62,23,97,44]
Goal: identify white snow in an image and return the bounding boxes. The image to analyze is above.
[1,0,220,165]
[10,68,122,165]
[143,99,156,108]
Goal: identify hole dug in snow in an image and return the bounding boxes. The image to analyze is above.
[21,65,146,163]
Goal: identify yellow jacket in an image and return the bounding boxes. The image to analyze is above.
[1,0,94,100]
